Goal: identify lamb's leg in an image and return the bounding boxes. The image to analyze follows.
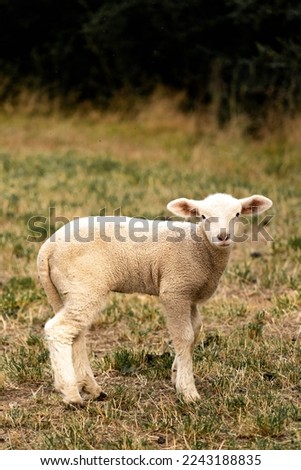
[191,304,202,345]
[45,296,104,405]
[162,297,200,402]
[45,309,83,405]
[72,331,103,399]
[171,304,201,388]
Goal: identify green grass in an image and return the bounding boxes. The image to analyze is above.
[0,99,301,449]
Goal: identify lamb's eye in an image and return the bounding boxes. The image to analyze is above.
[236,212,240,217]
[201,215,206,220]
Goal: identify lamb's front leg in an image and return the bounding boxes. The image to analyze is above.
[171,304,201,389]
[161,296,200,402]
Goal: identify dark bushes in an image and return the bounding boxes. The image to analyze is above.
[1,0,301,119]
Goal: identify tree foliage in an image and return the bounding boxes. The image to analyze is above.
[1,0,301,118]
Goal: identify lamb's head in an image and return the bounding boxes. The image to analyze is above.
[167,193,273,249]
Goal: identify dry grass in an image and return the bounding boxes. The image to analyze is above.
[0,93,301,449]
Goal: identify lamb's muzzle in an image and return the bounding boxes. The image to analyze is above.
[38,192,273,404]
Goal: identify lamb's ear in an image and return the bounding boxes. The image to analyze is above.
[167,198,199,217]
[240,195,273,215]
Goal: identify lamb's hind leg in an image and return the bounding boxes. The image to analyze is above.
[45,296,104,405]
[45,308,83,405]
[72,331,104,400]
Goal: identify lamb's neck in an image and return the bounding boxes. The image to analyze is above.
[196,226,232,273]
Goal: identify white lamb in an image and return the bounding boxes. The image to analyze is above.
[38,193,272,405]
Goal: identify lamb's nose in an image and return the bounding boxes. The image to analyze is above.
[217,232,230,241]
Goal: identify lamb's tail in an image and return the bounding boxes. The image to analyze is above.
[37,240,63,314]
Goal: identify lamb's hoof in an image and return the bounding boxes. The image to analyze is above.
[83,385,107,401]
[63,396,84,408]
[185,393,201,403]
[178,389,201,404]
[64,401,85,410]
[95,391,107,402]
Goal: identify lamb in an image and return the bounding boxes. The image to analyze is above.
[37,192,272,405]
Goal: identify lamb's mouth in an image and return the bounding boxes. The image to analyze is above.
[216,240,232,248]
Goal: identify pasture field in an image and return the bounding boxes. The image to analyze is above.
[0,97,301,449]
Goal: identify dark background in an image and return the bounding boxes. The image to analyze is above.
[1,0,301,122]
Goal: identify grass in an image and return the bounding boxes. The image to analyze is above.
[0,93,301,449]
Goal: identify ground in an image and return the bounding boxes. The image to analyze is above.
[0,94,301,449]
